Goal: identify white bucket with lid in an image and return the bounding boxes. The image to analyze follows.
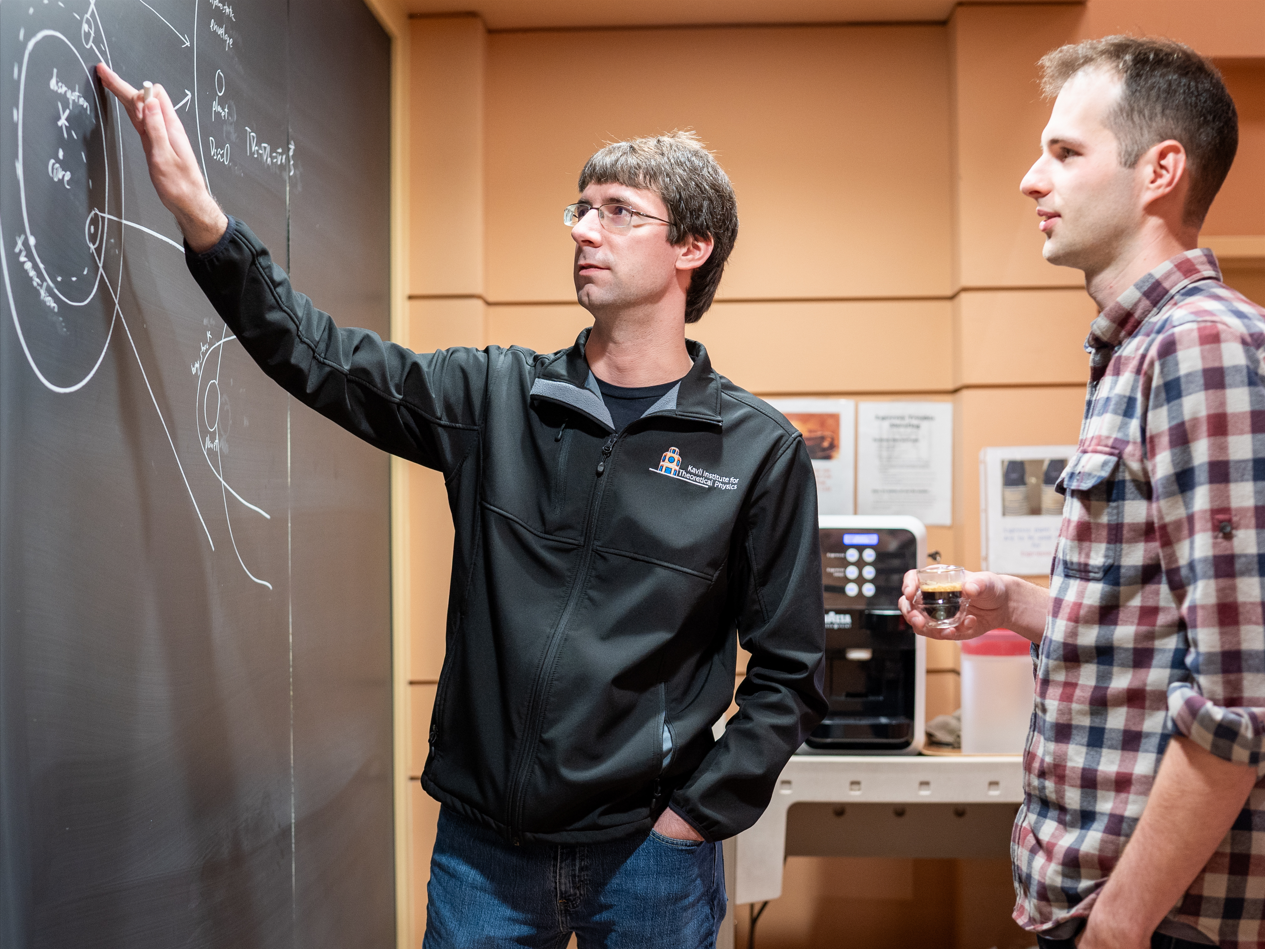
[960,628,1034,755]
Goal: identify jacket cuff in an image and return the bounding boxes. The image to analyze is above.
[1167,682,1265,769]
[184,215,238,265]
[667,800,712,841]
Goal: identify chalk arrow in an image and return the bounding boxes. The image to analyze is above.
[138,0,191,48]
[175,90,191,112]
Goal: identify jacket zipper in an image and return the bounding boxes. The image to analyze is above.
[505,428,620,844]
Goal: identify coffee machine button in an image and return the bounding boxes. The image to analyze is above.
[861,582,876,597]
[846,548,860,562]
[862,548,876,563]
[845,582,859,596]
[845,565,859,580]
[862,565,876,580]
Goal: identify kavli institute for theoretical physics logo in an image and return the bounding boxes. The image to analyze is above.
[650,447,741,491]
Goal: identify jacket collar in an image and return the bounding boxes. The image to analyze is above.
[531,327,724,431]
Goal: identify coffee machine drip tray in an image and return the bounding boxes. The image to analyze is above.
[801,517,927,755]
[806,716,914,747]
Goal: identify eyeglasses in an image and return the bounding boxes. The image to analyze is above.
[562,202,671,232]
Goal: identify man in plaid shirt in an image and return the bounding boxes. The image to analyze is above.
[902,38,1264,949]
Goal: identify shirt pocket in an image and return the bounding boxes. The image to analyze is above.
[1053,450,1123,581]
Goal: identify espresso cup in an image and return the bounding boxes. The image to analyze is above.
[914,564,970,629]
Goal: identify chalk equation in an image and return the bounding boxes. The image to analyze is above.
[1,0,295,590]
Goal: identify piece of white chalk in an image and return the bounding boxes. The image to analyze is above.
[142,81,154,102]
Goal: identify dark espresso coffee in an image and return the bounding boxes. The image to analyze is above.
[921,584,963,622]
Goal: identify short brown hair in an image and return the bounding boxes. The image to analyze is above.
[1039,36,1238,227]
[578,131,738,324]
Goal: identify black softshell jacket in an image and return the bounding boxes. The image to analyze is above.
[188,219,828,844]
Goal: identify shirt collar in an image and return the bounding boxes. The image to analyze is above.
[1086,248,1222,355]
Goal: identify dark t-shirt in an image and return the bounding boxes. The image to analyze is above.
[594,375,682,433]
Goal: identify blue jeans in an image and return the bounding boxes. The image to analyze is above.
[423,807,727,948]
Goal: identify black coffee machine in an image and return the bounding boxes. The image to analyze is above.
[799,516,926,755]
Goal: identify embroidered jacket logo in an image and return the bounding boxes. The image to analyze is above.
[651,447,740,491]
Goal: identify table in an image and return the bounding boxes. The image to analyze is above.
[718,754,1025,948]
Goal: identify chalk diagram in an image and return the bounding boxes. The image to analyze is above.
[1,0,275,589]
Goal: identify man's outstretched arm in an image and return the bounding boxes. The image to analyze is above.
[96,63,227,252]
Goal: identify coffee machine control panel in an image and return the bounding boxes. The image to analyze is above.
[820,528,916,614]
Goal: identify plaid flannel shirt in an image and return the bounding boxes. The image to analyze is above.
[1013,250,1265,947]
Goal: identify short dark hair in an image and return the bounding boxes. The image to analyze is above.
[1039,36,1238,228]
[578,131,738,324]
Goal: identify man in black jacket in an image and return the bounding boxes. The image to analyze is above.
[100,64,827,949]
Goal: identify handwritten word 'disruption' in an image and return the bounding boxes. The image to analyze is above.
[49,68,91,117]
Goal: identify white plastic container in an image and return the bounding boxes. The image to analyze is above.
[960,629,1035,754]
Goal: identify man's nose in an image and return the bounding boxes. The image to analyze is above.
[571,207,602,245]
[1020,157,1050,201]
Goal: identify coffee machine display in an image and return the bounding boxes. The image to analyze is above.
[800,515,927,754]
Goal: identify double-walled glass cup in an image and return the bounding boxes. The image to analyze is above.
[914,564,970,629]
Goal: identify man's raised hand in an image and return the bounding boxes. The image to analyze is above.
[96,63,227,252]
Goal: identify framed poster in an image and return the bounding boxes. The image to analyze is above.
[769,399,855,515]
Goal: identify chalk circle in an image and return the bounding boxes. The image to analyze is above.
[203,378,221,432]
[6,13,123,393]
[78,7,96,49]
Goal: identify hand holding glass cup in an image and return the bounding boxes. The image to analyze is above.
[912,564,970,630]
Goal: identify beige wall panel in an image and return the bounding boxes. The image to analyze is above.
[409,17,485,297]
[484,303,590,354]
[951,4,1085,291]
[953,857,1032,949]
[408,465,453,683]
[733,857,957,946]
[1223,264,1265,309]
[925,637,960,674]
[924,525,957,567]
[1078,0,1265,60]
[484,26,953,304]
[410,683,438,778]
[485,299,956,395]
[1204,63,1265,239]
[407,297,486,354]
[410,781,441,944]
[691,300,954,394]
[925,669,961,721]
[955,289,1096,388]
[954,386,1086,573]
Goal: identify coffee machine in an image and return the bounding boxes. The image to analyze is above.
[799,515,926,755]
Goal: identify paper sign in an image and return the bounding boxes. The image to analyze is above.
[769,399,855,515]
[980,445,1076,575]
[856,402,953,526]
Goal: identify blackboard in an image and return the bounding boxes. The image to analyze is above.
[0,1,394,946]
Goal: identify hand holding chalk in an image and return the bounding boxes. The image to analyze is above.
[96,64,227,253]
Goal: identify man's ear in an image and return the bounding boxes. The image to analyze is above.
[1141,139,1189,209]
[675,233,714,273]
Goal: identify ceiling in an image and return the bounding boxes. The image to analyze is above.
[404,0,1080,31]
